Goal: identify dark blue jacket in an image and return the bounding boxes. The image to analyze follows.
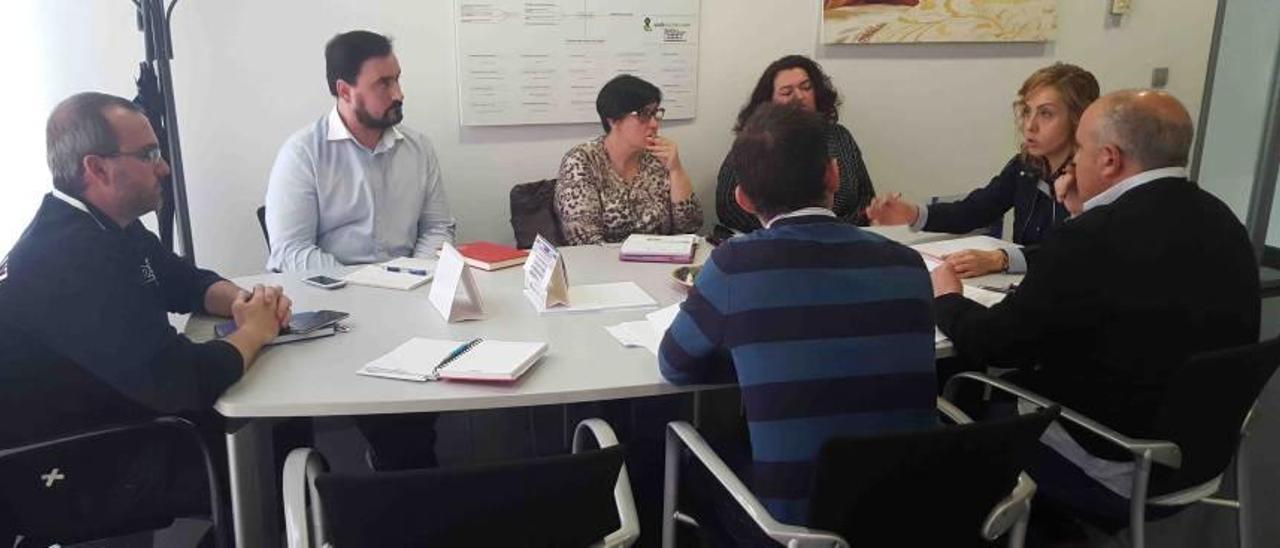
[925,155,1069,264]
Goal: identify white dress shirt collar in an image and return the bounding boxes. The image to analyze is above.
[1083,166,1187,212]
[50,189,109,230]
[325,107,403,153]
[763,207,837,229]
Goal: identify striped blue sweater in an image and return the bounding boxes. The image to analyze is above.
[659,215,938,525]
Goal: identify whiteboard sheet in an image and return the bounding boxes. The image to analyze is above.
[456,0,701,126]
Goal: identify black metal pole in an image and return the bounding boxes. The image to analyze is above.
[139,0,196,264]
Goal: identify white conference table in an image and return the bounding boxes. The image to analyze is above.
[190,230,1019,547]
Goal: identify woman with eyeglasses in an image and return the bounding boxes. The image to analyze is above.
[555,74,702,245]
[715,55,877,234]
[864,63,1099,277]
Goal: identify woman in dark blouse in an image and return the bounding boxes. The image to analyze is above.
[715,55,876,232]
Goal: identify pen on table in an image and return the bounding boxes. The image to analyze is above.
[383,265,429,276]
[430,338,484,379]
[441,338,483,365]
[980,284,1018,295]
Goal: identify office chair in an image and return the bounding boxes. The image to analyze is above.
[509,178,566,249]
[0,416,228,548]
[943,335,1280,548]
[284,418,639,547]
[661,398,1059,548]
[256,205,270,252]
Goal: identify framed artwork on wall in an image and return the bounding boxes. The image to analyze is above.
[822,0,1056,44]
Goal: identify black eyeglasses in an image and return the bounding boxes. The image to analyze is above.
[105,146,163,164]
[629,107,665,122]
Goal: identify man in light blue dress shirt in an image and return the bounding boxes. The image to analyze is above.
[266,30,451,470]
[264,30,456,272]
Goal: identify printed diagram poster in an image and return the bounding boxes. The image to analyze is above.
[457,0,700,126]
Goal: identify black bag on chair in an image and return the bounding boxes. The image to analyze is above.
[509,179,565,249]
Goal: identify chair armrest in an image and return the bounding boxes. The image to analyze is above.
[283,448,328,548]
[574,418,621,451]
[981,472,1036,541]
[665,422,848,548]
[944,372,1183,469]
[574,419,640,548]
[937,397,974,424]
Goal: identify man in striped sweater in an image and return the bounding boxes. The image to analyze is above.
[659,103,938,534]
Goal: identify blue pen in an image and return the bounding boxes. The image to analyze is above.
[430,338,484,380]
[383,265,429,276]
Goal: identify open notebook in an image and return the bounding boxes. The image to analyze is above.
[357,338,548,382]
[343,258,435,290]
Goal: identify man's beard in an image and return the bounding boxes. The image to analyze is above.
[355,99,404,129]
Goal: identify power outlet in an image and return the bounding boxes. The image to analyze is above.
[1151,67,1169,88]
[1111,0,1132,15]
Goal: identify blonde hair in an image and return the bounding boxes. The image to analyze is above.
[1014,63,1100,176]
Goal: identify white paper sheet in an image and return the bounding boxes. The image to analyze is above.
[529,281,657,315]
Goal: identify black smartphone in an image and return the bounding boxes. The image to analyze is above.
[303,275,347,289]
[215,309,349,337]
[286,310,350,334]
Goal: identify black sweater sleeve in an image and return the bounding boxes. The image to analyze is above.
[133,338,244,413]
[934,218,1102,368]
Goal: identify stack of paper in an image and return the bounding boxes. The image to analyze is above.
[343,257,435,290]
[619,234,697,264]
[605,303,681,355]
[526,281,658,315]
[912,236,1021,272]
[912,236,1019,260]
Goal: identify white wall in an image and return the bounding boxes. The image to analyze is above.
[3,0,1218,277]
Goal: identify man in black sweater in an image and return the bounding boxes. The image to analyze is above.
[932,90,1259,525]
[0,93,291,539]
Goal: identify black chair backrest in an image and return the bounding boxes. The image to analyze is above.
[256,205,270,252]
[809,406,1059,548]
[1151,336,1280,494]
[509,179,565,249]
[0,417,226,548]
[315,444,625,547]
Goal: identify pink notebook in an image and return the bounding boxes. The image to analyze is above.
[619,234,697,264]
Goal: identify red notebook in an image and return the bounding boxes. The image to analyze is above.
[455,241,529,271]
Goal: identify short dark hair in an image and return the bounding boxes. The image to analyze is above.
[595,75,661,133]
[325,30,393,97]
[46,92,144,195]
[735,55,841,133]
[730,103,830,219]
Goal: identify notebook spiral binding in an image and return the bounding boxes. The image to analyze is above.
[428,338,485,380]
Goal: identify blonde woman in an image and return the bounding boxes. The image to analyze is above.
[866,63,1100,277]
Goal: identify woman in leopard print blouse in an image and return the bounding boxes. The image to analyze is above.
[555,75,703,245]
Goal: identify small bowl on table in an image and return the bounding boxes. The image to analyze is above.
[671,265,701,290]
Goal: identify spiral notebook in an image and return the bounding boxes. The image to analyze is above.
[357,338,548,382]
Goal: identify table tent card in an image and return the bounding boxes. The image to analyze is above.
[429,242,486,322]
[523,234,570,311]
[522,234,657,314]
